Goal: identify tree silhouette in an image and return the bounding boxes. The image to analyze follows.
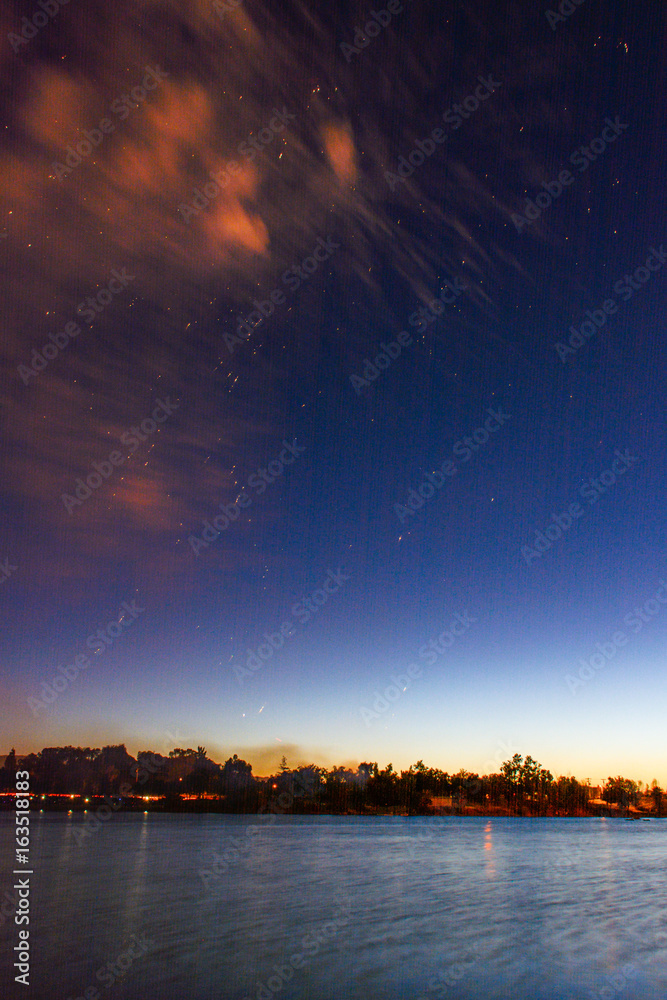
[650,780,662,816]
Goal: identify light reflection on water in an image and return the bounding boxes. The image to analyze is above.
[1,814,666,999]
[483,819,496,878]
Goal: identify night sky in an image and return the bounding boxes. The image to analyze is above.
[1,0,665,785]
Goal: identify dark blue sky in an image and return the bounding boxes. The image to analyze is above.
[1,0,665,784]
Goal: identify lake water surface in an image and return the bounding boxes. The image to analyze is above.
[1,814,666,999]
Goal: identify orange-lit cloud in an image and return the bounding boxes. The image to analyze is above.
[0,0,565,599]
[322,122,357,185]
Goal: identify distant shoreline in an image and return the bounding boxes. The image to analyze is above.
[2,796,659,820]
[3,748,661,819]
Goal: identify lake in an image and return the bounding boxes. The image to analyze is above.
[1,814,666,999]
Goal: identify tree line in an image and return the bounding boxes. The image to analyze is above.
[0,747,662,816]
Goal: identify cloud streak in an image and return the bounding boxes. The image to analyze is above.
[1,0,586,600]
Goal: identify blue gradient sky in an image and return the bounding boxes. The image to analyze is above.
[1,1,666,787]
